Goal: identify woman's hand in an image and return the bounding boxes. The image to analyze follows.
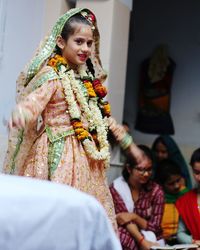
[116,212,136,226]
[9,105,26,130]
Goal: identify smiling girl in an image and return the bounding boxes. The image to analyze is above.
[4,8,121,227]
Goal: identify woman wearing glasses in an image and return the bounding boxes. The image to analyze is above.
[109,144,165,250]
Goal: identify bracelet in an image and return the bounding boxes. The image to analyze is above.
[138,236,145,246]
[119,133,133,150]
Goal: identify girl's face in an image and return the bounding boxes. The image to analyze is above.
[128,158,153,187]
[192,162,200,186]
[58,23,93,68]
[164,174,182,194]
[155,142,168,162]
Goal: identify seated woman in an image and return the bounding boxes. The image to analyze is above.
[154,159,188,245]
[152,135,192,189]
[176,148,200,245]
[110,144,165,250]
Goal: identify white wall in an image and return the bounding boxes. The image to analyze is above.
[0,0,45,168]
[119,0,132,10]
[124,0,200,164]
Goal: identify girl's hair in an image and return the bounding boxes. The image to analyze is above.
[154,159,182,186]
[86,58,95,77]
[122,145,153,182]
[190,148,200,167]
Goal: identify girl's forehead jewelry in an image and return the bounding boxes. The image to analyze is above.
[80,11,95,31]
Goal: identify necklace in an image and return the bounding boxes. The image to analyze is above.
[48,55,111,166]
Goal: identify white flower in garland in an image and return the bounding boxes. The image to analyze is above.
[59,69,80,119]
[58,67,110,164]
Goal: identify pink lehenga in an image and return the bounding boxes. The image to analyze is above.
[3,8,117,229]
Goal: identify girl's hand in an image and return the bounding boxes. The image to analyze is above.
[193,240,200,246]
[116,212,136,226]
[132,146,150,169]
[9,105,26,130]
[108,117,126,142]
[141,240,159,250]
[108,117,149,167]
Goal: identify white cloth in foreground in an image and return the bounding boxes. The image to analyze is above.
[0,174,122,250]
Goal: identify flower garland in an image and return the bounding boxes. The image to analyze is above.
[48,55,111,165]
[48,54,69,73]
[66,69,110,163]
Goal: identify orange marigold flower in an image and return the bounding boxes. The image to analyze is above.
[77,130,90,141]
[101,102,111,117]
[54,54,67,64]
[74,128,85,135]
[83,80,97,97]
[88,89,96,97]
[95,85,107,98]
[92,79,107,98]
[48,58,57,67]
[48,54,68,70]
[84,80,92,87]
[104,103,111,113]
[72,121,82,129]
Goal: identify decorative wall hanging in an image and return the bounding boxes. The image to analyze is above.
[135,44,176,134]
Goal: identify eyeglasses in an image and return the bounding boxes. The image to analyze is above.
[134,167,152,175]
[192,169,200,176]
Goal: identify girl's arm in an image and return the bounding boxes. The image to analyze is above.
[108,117,148,167]
[176,217,192,244]
[10,80,57,129]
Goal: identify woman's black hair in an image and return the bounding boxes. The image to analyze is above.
[152,136,166,151]
[122,144,153,182]
[154,159,182,186]
[190,148,200,167]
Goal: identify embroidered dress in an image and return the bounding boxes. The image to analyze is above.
[3,8,116,229]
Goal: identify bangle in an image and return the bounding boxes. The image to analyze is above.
[138,236,145,246]
[119,133,133,150]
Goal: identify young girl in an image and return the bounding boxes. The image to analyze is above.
[154,159,188,244]
[152,135,192,189]
[4,7,144,230]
